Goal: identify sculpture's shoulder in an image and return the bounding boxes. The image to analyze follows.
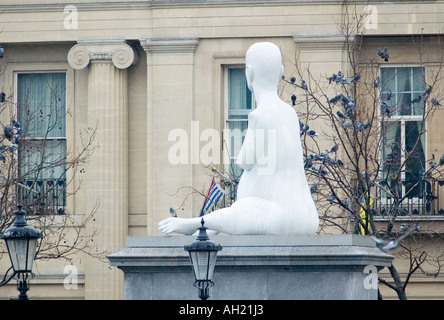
[247,108,260,123]
[247,109,268,129]
[252,100,298,124]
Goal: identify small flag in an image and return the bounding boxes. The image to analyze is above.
[200,178,225,216]
[359,194,374,235]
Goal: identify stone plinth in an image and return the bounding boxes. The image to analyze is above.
[108,235,393,300]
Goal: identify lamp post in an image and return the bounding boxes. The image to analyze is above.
[0,205,42,300]
[184,218,222,300]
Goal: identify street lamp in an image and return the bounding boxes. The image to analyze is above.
[184,218,222,300]
[0,205,42,300]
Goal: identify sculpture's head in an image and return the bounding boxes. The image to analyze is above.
[245,42,284,92]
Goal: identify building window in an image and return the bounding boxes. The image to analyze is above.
[379,66,427,214]
[16,72,66,215]
[225,66,256,180]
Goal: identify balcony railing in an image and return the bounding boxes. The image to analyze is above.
[17,178,66,215]
[375,178,444,217]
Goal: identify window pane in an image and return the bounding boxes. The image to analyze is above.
[18,139,67,214]
[382,121,402,198]
[404,121,425,198]
[19,139,66,180]
[412,67,425,92]
[381,66,425,116]
[397,93,413,116]
[412,98,424,116]
[381,67,396,93]
[228,68,252,113]
[397,68,411,92]
[17,73,66,138]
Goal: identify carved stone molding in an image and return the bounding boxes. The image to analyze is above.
[68,40,137,70]
[140,38,199,54]
[293,35,349,51]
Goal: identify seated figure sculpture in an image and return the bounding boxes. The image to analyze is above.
[159,42,319,235]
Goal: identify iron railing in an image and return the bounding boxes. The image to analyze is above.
[375,178,444,216]
[17,178,66,215]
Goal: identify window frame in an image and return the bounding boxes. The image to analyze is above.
[378,64,429,216]
[2,62,75,215]
[15,71,68,214]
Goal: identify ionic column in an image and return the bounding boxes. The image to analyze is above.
[68,40,136,299]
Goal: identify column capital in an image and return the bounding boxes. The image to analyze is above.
[140,38,199,55]
[68,40,138,70]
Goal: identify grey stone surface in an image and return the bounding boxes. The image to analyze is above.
[108,234,393,300]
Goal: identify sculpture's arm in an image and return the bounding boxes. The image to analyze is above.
[236,112,257,171]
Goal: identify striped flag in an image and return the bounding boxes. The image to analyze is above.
[200,177,225,216]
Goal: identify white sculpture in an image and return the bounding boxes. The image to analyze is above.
[159,42,319,235]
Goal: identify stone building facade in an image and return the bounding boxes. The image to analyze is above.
[0,0,443,299]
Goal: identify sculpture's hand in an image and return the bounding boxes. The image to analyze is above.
[158,217,199,235]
